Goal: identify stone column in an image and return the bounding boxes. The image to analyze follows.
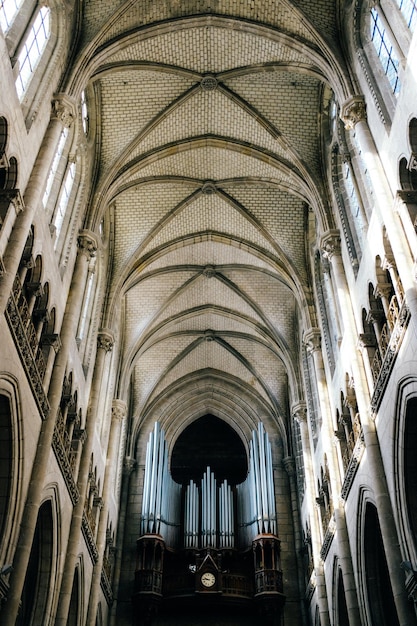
[303,329,361,626]
[341,96,417,323]
[321,229,415,626]
[86,399,127,626]
[109,456,136,626]
[0,95,77,314]
[1,229,98,626]
[292,403,330,626]
[54,327,115,626]
[282,456,309,626]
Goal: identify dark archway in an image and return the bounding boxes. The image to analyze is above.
[170,415,247,485]
[0,395,12,544]
[68,566,80,626]
[17,500,54,626]
[404,397,417,546]
[364,502,399,626]
[336,568,349,626]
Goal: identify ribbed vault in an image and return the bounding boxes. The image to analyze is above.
[71,1,350,458]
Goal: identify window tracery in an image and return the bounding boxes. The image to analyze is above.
[15,6,51,100]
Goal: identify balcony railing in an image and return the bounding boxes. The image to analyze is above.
[5,274,49,418]
[371,298,411,411]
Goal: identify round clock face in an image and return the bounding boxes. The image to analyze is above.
[200,572,216,588]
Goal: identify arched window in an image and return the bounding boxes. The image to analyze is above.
[396,0,417,31]
[15,6,51,100]
[80,89,89,135]
[43,127,69,208]
[370,6,401,96]
[53,159,76,247]
[0,0,23,33]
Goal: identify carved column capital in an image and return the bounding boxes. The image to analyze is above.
[77,229,99,259]
[374,282,392,300]
[340,96,367,130]
[320,230,342,261]
[51,93,77,128]
[283,455,296,477]
[303,327,322,354]
[123,456,137,475]
[292,402,308,423]
[408,152,417,171]
[112,399,127,421]
[97,328,115,353]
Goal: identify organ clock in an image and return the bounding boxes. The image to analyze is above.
[133,420,285,625]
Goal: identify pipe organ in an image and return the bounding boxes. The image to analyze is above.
[135,420,285,625]
[140,422,181,547]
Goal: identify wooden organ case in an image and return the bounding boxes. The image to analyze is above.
[133,422,285,625]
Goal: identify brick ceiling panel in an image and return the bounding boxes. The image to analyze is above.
[138,193,278,259]
[107,27,311,75]
[224,72,322,178]
[84,1,320,51]
[131,334,197,405]
[226,187,308,284]
[123,271,197,342]
[218,268,299,351]
[134,88,283,159]
[122,147,301,190]
[98,71,196,177]
[152,310,268,341]
[223,336,289,399]
[147,272,264,331]
[144,339,271,408]
[126,240,281,277]
[112,184,198,276]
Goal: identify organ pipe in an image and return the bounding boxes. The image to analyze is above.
[141,422,180,548]
[237,422,277,545]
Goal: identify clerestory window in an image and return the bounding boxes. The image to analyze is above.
[0,0,23,33]
[53,160,75,247]
[396,0,417,31]
[43,127,69,208]
[370,7,401,96]
[15,6,50,100]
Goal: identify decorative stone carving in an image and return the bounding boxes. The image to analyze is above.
[0,189,24,214]
[358,332,376,348]
[303,328,321,354]
[292,402,307,424]
[283,456,295,477]
[77,230,98,259]
[408,152,417,171]
[51,94,76,128]
[204,329,215,341]
[203,265,216,277]
[97,328,114,353]
[123,456,137,475]
[320,230,341,260]
[112,399,127,421]
[41,333,62,353]
[200,75,218,91]
[341,96,367,130]
[201,181,217,194]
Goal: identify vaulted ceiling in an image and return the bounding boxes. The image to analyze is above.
[72,0,351,452]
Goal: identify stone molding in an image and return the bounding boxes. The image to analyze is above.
[112,399,127,421]
[320,230,342,260]
[97,328,115,353]
[340,95,367,130]
[51,94,77,128]
[77,229,99,259]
